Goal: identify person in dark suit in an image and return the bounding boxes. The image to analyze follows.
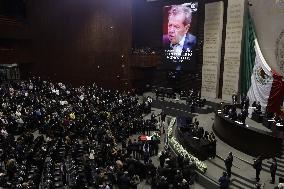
[240,107,248,124]
[245,96,250,109]
[232,93,238,105]
[163,4,196,58]
[253,156,263,182]
[157,176,169,189]
[256,102,262,114]
[270,158,277,184]
[118,171,131,189]
[224,152,233,178]
[219,172,230,189]
[252,101,257,107]
[163,33,196,54]
[159,151,166,168]
[228,107,237,121]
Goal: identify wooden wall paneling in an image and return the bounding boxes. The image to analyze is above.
[27,0,132,89]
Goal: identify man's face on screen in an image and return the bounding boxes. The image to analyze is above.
[168,14,189,45]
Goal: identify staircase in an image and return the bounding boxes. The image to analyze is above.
[207,155,257,189]
[262,141,284,179]
[228,140,284,189]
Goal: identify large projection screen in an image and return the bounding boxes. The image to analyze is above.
[162,2,198,71]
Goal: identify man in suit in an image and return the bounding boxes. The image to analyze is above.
[224,152,233,178]
[253,156,263,182]
[240,107,248,124]
[219,172,230,189]
[256,102,262,114]
[163,5,196,58]
[270,158,277,184]
[232,93,238,105]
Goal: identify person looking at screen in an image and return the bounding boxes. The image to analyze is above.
[163,4,197,57]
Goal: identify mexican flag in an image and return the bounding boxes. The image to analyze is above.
[241,11,284,115]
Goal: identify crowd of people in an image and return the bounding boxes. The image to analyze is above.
[224,94,284,129]
[0,77,200,188]
[184,90,206,112]
[223,95,254,124]
[3,78,282,188]
[223,103,248,124]
[0,77,150,188]
[154,149,199,189]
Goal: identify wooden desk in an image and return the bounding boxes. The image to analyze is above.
[214,111,282,158]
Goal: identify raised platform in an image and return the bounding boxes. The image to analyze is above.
[176,116,216,161]
[146,93,284,189]
[214,111,282,158]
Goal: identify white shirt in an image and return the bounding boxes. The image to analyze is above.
[89,153,95,160]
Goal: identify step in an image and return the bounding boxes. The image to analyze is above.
[231,175,257,188]
[230,177,256,189]
[265,160,284,170]
[213,155,251,173]
[207,157,255,187]
[262,164,284,178]
[276,158,284,164]
[207,156,227,172]
[208,156,258,187]
[204,158,226,182]
[196,172,219,189]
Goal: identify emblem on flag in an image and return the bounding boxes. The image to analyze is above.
[254,66,270,85]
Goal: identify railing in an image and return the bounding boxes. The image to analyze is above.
[166,117,207,173]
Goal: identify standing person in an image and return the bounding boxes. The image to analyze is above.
[179,179,190,189]
[240,107,248,124]
[118,171,131,189]
[270,158,277,184]
[208,132,216,159]
[219,172,230,189]
[159,151,166,168]
[161,110,166,123]
[145,159,156,184]
[161,121,166,134]
[127,139,132,156]
[253,156,263,182]
[160,110,166,135]
[232,93,238,105]
[130,174,140,189]
[143,142,150,164]
[157,176,169,189]
[224,152,233,178]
